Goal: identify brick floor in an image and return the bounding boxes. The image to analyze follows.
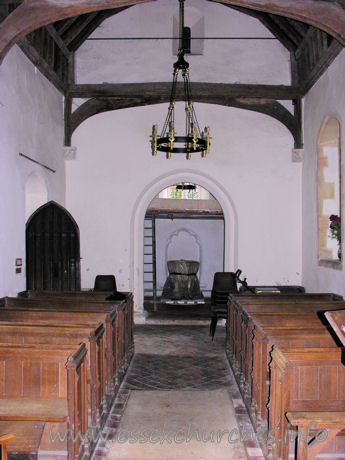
[92,325,265,460]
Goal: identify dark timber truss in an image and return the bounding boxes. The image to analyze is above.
[0,0,344,148]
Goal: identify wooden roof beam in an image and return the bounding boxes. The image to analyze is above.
[285,17,309,37]
[227,5,298,51]
[61,12,99,47]
[266,13,304,47]
[66,12,108,51]
[54,16,79,35]
[67,82,301,100]
[0,0,344,65]
[46,24,71,58]
[256,13,298,51]
[67,95,301,148]
[213,0,345,44]
[17,35,65,92]
[66,8,130,52]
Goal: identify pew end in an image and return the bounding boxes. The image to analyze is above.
[325,309,345,346]
[286,411,345,460]
[0,433,15,460]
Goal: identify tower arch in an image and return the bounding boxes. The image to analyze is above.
[130,169,238,322]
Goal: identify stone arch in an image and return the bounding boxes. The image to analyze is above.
[130,169,238,323]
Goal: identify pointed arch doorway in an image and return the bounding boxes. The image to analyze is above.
[130,170,238,323]
[26,201,81,290]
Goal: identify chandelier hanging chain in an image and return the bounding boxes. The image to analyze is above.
[150,0,210,160]
[178,0,185,52]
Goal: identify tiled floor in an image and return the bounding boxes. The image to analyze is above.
[92,325,265,460]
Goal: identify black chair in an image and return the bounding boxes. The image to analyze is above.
[94,275,117,292]
[209,272,238,340]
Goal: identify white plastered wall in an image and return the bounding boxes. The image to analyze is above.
[155,218,224,295]
[76,0,290,85]
[67,102,302,321]
[68,0,301,321]
[302,50,345,296]
[0,46,65,297]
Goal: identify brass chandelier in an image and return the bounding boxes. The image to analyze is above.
[151,0,210,160]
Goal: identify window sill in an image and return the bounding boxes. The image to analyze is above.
[318,259,342,270]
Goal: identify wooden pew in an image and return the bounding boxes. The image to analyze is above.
[0,342,88,460]
[19,289,117,299]
[286,411,345,460]
[269,347,345,460]
[42,292,135,376]
[2,295,135,382]
[251,325,337,433]
[0,421,46,459]
[227,295,345,459]
[18,291,135,367]
[0,323,106,427]
[228,295,344,368]
[232,292,342,302]
[0,434,14,460]
[228,298,345,397]
[0,293,134,458]
[0,304,118,396]
[239,304,344,393]
[226,297,344,419]
[231,310,324,392]
[228,294,343,341]
[325,309,345,346]
[228,293,342,346]
[232,314,326,421]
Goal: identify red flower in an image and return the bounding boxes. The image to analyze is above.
[330,214,341,223]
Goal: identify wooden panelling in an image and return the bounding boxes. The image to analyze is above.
[0,290,134,459]
[270,347,345,459]
[42,362,60,398]
[227,293,345,459]
[298,366,319,400]
[23,361,41,397]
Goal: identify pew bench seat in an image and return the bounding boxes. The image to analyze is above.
[0,343,88,460]
[0,421,44,458]
[286,411,345,460]
[0,433,15,460]
[0,399,67,422]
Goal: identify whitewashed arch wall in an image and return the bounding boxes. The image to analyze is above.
[130,169,237,322]
[25,172,48,222]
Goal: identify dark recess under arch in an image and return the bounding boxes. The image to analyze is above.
[26,201,81,290]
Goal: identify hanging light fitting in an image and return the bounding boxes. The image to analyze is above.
[151,0,210,160]
[176,183,196,190]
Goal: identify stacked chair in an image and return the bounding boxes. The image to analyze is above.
[209,272,238,340]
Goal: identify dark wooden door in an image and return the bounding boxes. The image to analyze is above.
[26,201,81,290]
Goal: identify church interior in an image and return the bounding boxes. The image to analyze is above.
[0,0,345,459]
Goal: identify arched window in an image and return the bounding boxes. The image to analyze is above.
[317,117,342,263]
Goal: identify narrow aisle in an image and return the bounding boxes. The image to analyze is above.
[93,326,265,460]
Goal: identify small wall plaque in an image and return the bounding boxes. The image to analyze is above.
[15,258,22,266]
